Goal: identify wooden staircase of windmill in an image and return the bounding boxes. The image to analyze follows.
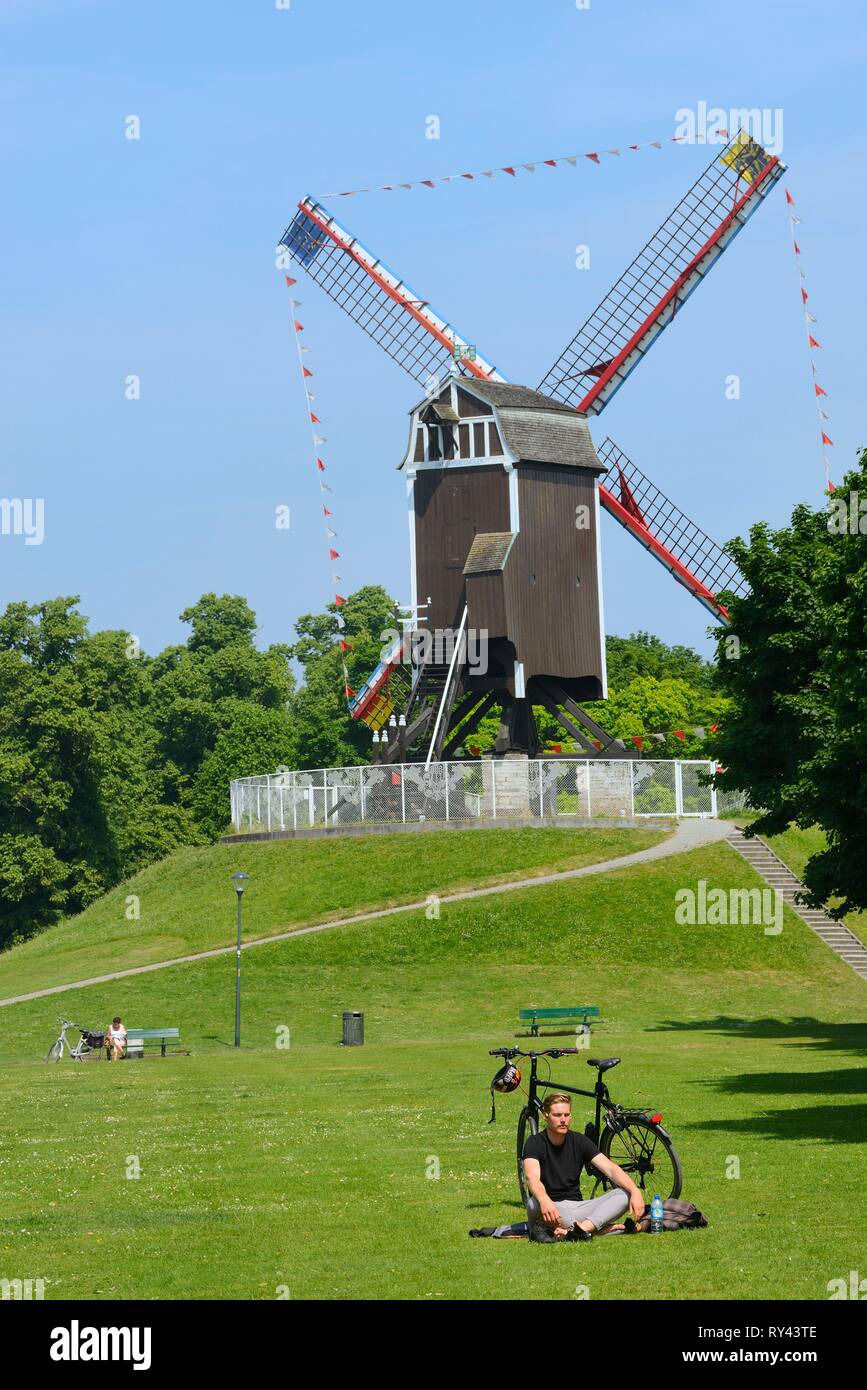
[377,661,453,765]
[727,827,867,980]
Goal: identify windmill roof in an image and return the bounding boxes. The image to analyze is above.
[457,381,577,413]
[497,409,603,470]
[463,532,516,575]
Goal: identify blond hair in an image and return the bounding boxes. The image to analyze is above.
[541,1093,572,1114]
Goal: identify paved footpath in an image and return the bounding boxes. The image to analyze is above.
[0,819,730,1008]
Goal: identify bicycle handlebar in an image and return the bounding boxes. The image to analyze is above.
[489,1046,583,1060]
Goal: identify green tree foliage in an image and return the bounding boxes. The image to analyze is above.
[0,599,198,948]
[0,592,295,949]
[591,676,727,757]
[711,448,867,916]
[604,631,718,692]
[151,593,295,828]
[287,586,397,769]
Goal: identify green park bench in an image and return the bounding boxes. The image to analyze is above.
[123,1027,181,1059]
[517,1007,600,1038]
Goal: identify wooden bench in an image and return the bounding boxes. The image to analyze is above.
[517,1007,600,1038]
[123,1027,181,1059]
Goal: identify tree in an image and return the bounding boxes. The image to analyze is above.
[0,598,198,948]
[711,448,867,917]
[288,585,397,769]
[604,632,718,692]
[151,593,296,833]
[0,590,297,947]
[593,675,727,756]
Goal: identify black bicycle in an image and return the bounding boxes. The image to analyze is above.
[489,1046,683,1206]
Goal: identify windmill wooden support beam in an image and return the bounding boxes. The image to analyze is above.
[534,677,630,758]
[440,691,498,759]
[532,685,599,756]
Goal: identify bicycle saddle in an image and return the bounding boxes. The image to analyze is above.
[587,1057,620,1072]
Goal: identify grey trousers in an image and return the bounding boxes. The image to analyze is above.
[526,1187,629,1232]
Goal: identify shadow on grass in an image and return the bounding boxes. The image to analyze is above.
[707,1068,867,1098]
[683,1103,867,1145]
[466,1200,525,1212]
[653,1017,867,1144]
[650,1016,867,1057]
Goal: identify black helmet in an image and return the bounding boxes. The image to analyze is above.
[488,1062,521,1123]
[491,1063,521,1093]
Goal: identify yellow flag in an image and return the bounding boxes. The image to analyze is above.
[721,132,771,183]
[361,692,395,731]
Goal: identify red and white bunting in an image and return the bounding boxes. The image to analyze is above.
[550,723,720,753]
[785,189,836,494]
[284,276,353,695]
[314,132,688,199]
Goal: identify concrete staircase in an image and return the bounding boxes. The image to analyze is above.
[726,827,867,980]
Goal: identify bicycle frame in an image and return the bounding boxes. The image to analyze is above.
[50,1020,99,1061]
[522,1052,614,1139]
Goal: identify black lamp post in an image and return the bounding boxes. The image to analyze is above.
[231,872,249,1047]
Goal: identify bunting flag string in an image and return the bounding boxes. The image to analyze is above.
[313,130,698,200]
[284,275,354,699]
[587,722,719,753]
[464,724,722,757]
[784,189,835,494]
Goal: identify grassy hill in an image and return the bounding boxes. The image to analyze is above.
[0,826,863,1301]
[0,825,665,999]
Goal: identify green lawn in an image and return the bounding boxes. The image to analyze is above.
[0,825,666,1000]
[0,838,863,1301]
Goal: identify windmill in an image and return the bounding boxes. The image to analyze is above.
[280,132,785,765]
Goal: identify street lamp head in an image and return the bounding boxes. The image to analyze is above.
[232,871,249,895]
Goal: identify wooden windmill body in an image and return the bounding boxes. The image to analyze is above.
[401,377,613,757]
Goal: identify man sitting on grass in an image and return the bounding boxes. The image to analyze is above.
[522,1093,645,1242]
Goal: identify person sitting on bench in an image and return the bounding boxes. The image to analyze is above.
[522,1093,645,1241]
[105,1016,127,1062]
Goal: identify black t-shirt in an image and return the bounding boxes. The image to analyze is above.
[522,1128,601,1202]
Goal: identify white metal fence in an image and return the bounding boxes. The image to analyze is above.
[229,759,747,833]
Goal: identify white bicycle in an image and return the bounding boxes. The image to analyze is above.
[46,1018,104,1061]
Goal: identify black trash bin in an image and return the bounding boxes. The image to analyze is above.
[342,1010,364,1046]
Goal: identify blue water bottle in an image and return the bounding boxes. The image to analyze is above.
[651,1193,664,1234]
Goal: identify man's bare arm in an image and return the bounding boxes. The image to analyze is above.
[522,1157,561,1227]
[588,1153,645,1219]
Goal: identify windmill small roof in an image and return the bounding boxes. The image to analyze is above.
[463,532,516,575]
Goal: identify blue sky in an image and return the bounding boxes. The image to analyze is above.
[2,0,865,661]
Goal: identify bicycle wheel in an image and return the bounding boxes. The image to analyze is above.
[46,1039,64,1062]
[516,1106,538,1207]
[595,1116,683,1200]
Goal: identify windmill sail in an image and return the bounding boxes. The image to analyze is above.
[279,190,749,634]
[597,438,747,617]
[537,133,786,416]
[280,197,504,386]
